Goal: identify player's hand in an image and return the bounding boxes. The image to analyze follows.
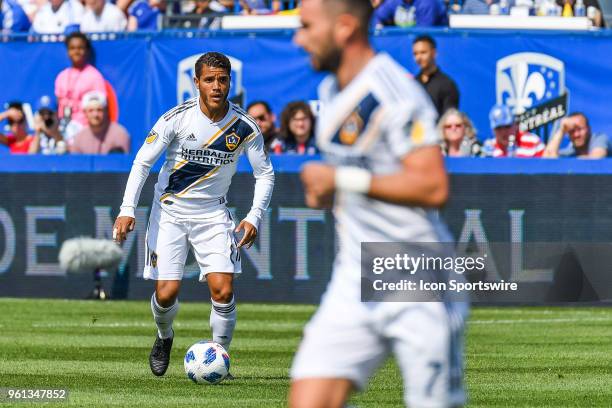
[235,220,257,248]
[113,216,135,244]
[300,162,335,209]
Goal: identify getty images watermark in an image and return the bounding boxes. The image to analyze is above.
[360,242,611,303]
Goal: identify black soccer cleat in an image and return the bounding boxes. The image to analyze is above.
[149,332,173,376]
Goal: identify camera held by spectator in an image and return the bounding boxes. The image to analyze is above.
[31,95,67,155]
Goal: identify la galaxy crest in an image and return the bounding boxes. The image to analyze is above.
[339,111,364,146]
[225,133,240,151]
[146,130,159,144]
[150,251,158,268]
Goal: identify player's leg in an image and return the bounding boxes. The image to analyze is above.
[152,279,181,337]
[189,210,241,351]
[144,204,189,376]
[388,302,468,408]
[149,280,181,376]
[290,284,388,408]
[289,378,353,408]
[206,272,236,351]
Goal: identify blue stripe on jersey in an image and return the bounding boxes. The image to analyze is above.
[164,162,216,195]
[207,118,253,152]
[331,93,380,146]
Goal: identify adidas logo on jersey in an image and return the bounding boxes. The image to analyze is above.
[186,134,197,141]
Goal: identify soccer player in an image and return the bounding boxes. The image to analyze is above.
[113,52,274,377]
[290,1,468,407]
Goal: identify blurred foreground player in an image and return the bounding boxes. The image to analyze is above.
[291,0,468,406]
[114,52,274,376]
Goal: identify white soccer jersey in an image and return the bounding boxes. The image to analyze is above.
[316,53,452,292]
[119,98,274,228]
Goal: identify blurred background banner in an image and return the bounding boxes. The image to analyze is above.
[1,29,612,153]
[1,157,612,303]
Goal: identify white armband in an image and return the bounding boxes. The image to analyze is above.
[335,166,372,194]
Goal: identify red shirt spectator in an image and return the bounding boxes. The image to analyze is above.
[483,131,545,158]
[0,102,35,154]
[4,134,35,153]
[483,104,544,158]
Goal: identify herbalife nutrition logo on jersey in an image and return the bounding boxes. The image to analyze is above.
[177,54,246,106]
[496,52,568,135]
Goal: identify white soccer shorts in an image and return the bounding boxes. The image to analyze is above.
[143,203,241,281]
[291,278,468,408]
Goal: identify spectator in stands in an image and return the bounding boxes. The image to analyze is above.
[556,0,604,27]
[482,104,545,158]
[247,100,283,153]
[189,0,227,13]
[30,95,67,155]
[461,0,501,15]
[55,32,107,139]
[240,0,278,14]
[183,0,225,29]
[70,91,130,154]
[0,102,35,154]
[438,108,481,157]
[1,0,31,33]
[81,0,128,32]
[32,0,84,34]
[544,112,608,158]
[413,35,459,117]
[371,0,447,28]
[127,0,164,31]
[280,101,318,155]
[18,0,45,22]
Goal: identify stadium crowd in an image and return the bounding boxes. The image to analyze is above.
[0,3,608,157]
[0,0,606,33]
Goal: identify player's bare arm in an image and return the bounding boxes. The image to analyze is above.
[301,145,448,209]
[368,145,448,207]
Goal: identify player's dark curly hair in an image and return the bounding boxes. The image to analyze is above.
[195,52,232,78]
[280,101,315,143]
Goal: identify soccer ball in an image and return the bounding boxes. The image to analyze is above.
[184,341,230,385]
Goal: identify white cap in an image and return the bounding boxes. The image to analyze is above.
[81,91,107,109]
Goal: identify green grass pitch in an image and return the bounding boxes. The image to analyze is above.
[0,299,610,407]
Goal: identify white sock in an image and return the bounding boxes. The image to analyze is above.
[209,296,236,350]
[151,293,179,339]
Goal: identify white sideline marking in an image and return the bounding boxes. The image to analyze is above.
[31,321,303,329]
[469,317,612,325]
[29,317,612,328]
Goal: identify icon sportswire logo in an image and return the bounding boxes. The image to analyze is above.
[177,54,245,105]
[496,52,565,115]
